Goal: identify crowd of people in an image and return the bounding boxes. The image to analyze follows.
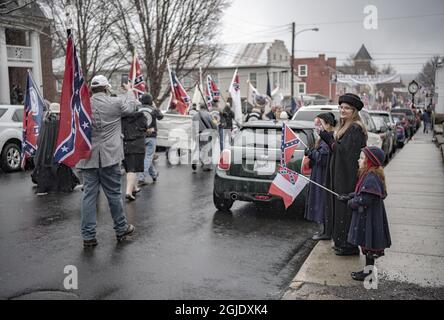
[27,75,392,281]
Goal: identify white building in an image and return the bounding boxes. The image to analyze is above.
[0,1,55,104]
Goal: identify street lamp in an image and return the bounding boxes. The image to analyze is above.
[291,24,319,107]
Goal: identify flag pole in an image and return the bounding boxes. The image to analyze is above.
[167,59,174,111]
[297,173,339,197]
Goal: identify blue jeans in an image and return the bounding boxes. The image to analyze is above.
[138,137,158,181]
[81,164,129,240]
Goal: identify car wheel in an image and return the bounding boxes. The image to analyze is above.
[1,143,21,172]
[213,191,233,212]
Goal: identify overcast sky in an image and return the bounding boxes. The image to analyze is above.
[218,0,444,75]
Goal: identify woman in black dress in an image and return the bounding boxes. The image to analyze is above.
[320,93,368,256]
[122,110,148,201]
[31,103,80,195]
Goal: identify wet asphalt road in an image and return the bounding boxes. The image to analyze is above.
[0,154,317,300]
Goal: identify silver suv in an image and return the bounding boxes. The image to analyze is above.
[0,105,24,172]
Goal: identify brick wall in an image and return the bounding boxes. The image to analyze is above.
[40,26,56,102]
[294,54,337,102]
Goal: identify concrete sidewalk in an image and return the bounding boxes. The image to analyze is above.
[283,129,444,300]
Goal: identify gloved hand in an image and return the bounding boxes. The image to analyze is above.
[319,130,335,147]
[337,194,353,203]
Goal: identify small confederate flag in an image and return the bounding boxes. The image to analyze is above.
[205,75,220,107]
[269,165,308,209]
[21,70,44,169]
[53,32,92,167]
[170,71,190,115]
[129,50,146,99]
[281,123,301,165]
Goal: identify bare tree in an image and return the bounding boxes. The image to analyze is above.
[0,0,36,15]
[417,56,442,89]
[113,0,228,103]
[44,0,128,83]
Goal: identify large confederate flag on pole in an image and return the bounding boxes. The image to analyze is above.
[53,32,92,167]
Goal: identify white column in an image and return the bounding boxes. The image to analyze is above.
[30,31,44,96]
[0,27,11,104]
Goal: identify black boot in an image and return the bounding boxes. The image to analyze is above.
[312,224,331,241]
[351,256,375,281]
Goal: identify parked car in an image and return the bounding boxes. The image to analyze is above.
[213,120,316,212]
[391,107,416,136]
[391,113,407,148]
[291,105,383,148]
[0,105,23,172]
[369,110,396,160]
[391,111,411,139]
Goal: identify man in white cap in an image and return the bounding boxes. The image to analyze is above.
[77,75,140,247]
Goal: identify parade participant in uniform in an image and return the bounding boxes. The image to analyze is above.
[320,93,368,256]
[122,106,148,201]
[32,103,80,195]
[77,75,139,247]
[137,93,163,186]
[304,112,336,240]
[337,146,392,281]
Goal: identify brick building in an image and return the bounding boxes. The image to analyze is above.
[294,54,337,103]
[0,1,55,105]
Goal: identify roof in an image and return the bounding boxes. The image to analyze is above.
[354,44,373,61]
[213,42,272,68]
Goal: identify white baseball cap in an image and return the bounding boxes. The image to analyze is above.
[90,75,111,89]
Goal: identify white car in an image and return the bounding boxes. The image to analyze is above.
[0,105,24,172]
[291,105,383,148]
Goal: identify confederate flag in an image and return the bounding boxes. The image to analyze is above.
[53,32,92,167]
[170,71,190,115]
[129,50,146,99]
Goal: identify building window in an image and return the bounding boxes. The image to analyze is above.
[5,29,30,47]
[56,79,63,93]
[297,83,306,95]
[298,65,308,77]
[249,73,257,87]
[281,71,288,90]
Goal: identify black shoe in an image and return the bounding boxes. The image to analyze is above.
[117,224,135,242]
[132,189,141,196]
[125,194,136,201]
[83,238,98,248]
[312,233,331,241]
[351,270,372,281]
[334,247,360,256]
[152,174,158,182]
[191,164,197,171]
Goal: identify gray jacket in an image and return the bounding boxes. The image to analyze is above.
[77,91,139,169]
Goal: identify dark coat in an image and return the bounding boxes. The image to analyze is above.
[347,172,392,250]
[304,140,330,224]
[220,106,235,129]
[325,123,367,249]
[139,104,164,138]
[122,112,148,154]
[31,112,79,193]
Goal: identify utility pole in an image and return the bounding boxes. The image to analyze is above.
[291,22,295,103]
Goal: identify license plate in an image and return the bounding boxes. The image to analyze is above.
[254,160,276,175]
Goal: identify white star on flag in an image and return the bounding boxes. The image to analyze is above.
[61,146,69,153]
[82,122,89,130]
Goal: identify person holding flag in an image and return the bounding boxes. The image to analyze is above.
[58,30,140,246]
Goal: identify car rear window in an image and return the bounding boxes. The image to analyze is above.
[12,110,23,122]
[372,115,387,129]
[294,109,340,122]
[234,127,309,150]
[0,108,7,119]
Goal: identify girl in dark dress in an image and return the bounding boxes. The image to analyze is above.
[320,93,368,256]
[122,111,148,201]
[304,112,336,240]
[337,146,392,281]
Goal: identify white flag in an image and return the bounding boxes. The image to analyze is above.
[247,81,260,106]
[229,69,242,124]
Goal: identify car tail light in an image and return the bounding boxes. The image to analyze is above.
[255,195,271,201]
[301,156,311,176]
[218,149,231,170]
